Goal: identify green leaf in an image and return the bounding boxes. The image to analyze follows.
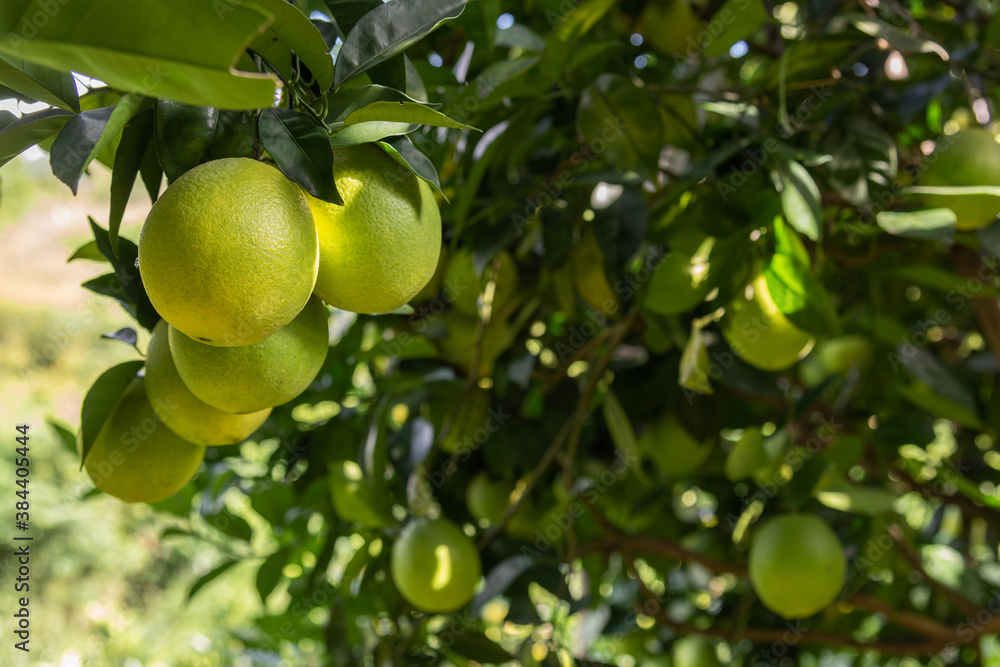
[852,18,948,60]
[447,629,514,664]
[895,348,980,426]
[326,0,381,35]
[577,74,662,176]
[889,266,1000,297]
[249,0,336,92]
[470,555,533,615]
[775,159,822,241]
[330,120,413,147]
[876,208,956,241]
[205,507,253,542]
[0,0,279,110]
[897,383,983,430]
[154,101,255,182]
[601,391,649,482]
[703,0,771,58]
[51,93,148,194]
[249,483,296,525]
[342,100,475,130]
[765,253,838,333]
[78,360,143,469]
[679,319,714,396]
[47,418,77,455]
[109,109,153,257]
[259,107,341,204]
[376,134,444,196]
[553,0,615,43]
[327,84,430,124]
[333,0,467,88]
[256,548,291,603]
[139,137,163,203]
[495,24,545,52]
[0,53,78,111]
[814,473,896,516]
[824,118,897,208]
[0,107,71,166]
[85,217,159,330]
[187,559,239,601]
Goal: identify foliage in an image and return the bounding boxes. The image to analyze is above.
[3,0,1000,665]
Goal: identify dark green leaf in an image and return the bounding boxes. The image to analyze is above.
[447,629,514,664]
[67,240,105,263]
[0,0,279,109]
[256,549,291,603]
[260,107,340,204]
[187,559,240,601]
[86,217,159,330]
[470,555,533,615]
[250,483,297,525]
[702,0,771,58]
[333,0,467,88]
[366,52,407,91]
[0,107,71,167]
[552,0,615,43]
[327,84,428,124]
[79,360,143,469]
[577,74,662,176]
[343,100,474,130]
[109,108,153,257]
[0,53,79,111]
[153,101,255,182]
[326,0,382,36]
[47,419,77,455]
[775,159,822,241]
[205,507,253,542]
[250,0,336,92]
[376,135,444,196]
[51,93,147,194]
[138,135,163,203]
[593,187,647,269]
[330,120,413,147]
[101,327,139,350]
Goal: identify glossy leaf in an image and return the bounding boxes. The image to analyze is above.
[108,108,153,256]
[154,101,256,182]
[0,107,71,166]
[330,120,413,147]
[249,0,336,92]
[333,0,467,88]
[326,0,381,36]
[187,560,239,601]
[78,360,144,469]
[51,93,148,194]
[775,159,822,241]
[0,53,78,111]
[327,83,428,124]
[376,134,444,196]
[702,0,771,58]
[256,548,291,603]
[86,217,159,330]
[0,0,279,109]
[876,208,956,241]
[259,106,340,204]
[342,100,474,130]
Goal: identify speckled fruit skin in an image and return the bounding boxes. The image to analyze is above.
[84,377,205,504]
[390,517,482,613]
[749,514,846,619]
[138,158,318,347]
[169,295,329,413]
[304,144,442,314]
[145,319,270,445]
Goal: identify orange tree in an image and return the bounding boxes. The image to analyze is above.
[3,0,1000,664]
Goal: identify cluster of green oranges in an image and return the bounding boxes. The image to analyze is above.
[84,145,442,504]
